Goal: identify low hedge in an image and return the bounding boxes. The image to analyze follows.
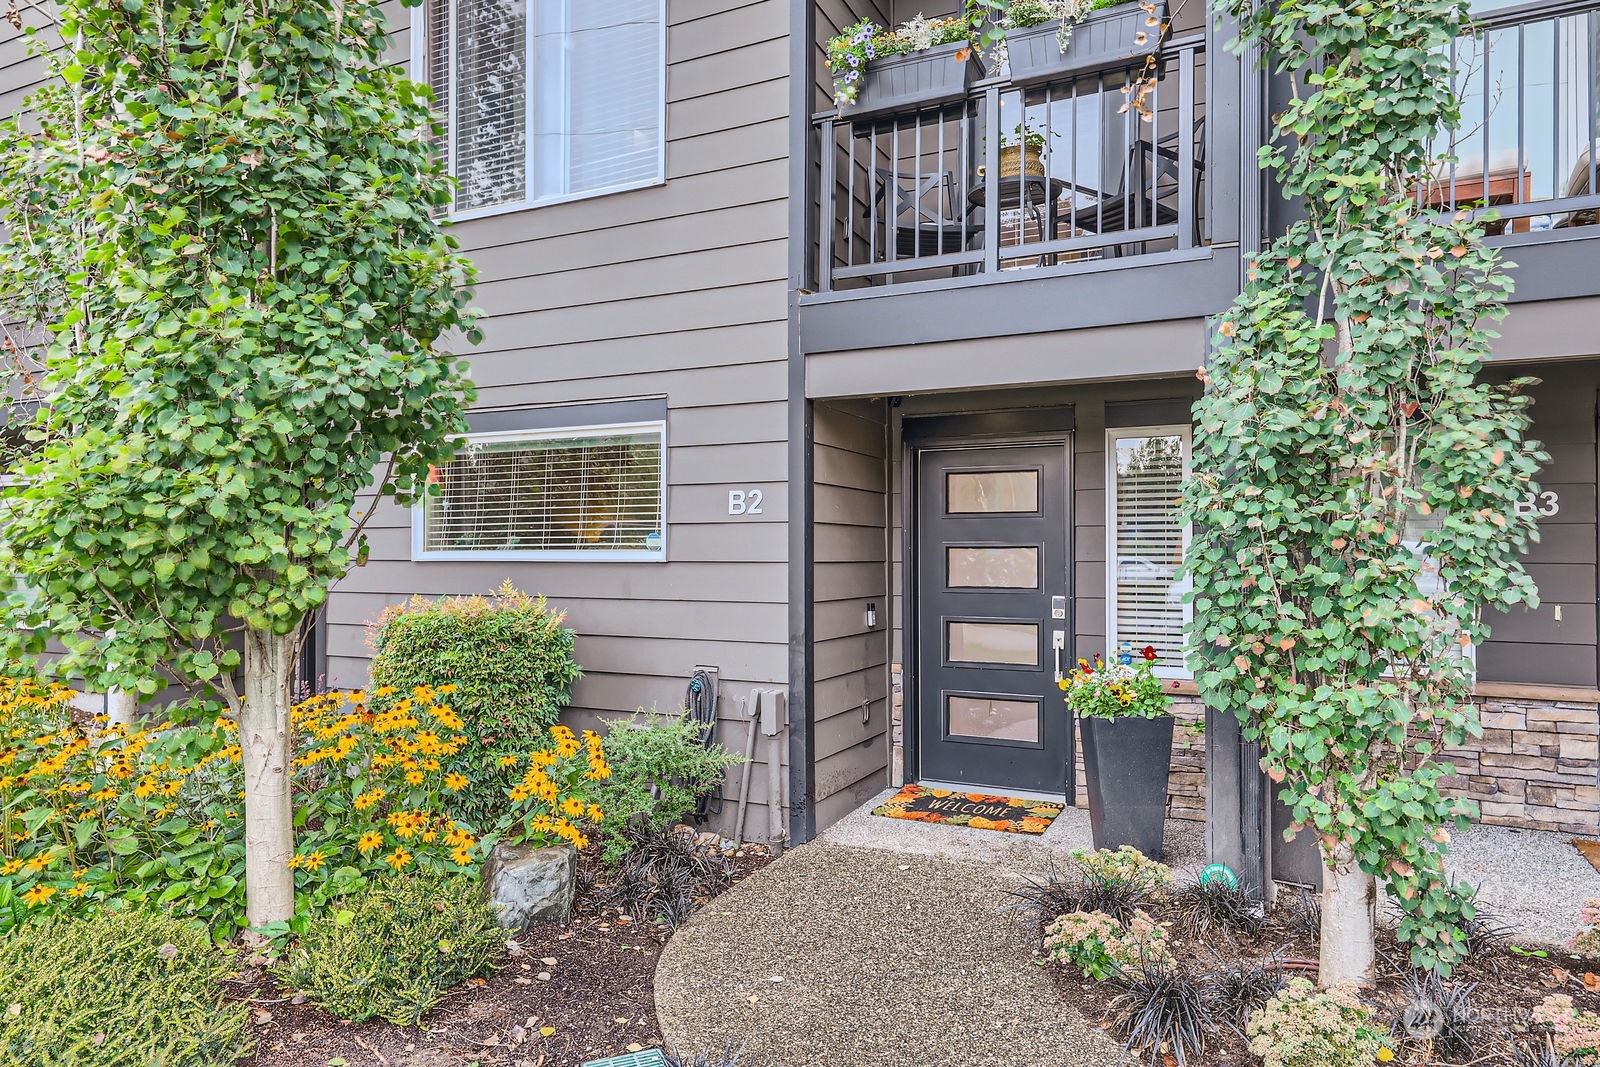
[0,907,251,1067]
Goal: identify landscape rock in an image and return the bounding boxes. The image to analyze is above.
[484,843,576,930]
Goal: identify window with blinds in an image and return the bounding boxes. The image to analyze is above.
[1107,427,1192,676]
[417,424,666,559]
[420,0,665,216]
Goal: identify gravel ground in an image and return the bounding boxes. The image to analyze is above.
[819,788,1207,879]
[654,841,1127,1067]
[1443,822,1600,947]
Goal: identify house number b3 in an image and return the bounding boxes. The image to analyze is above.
[1514,491,1560,517]
[728,489,764,516]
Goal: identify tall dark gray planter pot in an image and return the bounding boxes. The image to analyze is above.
[1080,714,1175,859]
[842,40,984,122]
[1006,2,1165,86]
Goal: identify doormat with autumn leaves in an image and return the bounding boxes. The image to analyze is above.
[871,783,1064,834]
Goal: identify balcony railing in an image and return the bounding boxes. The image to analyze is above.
[1426,0,1599,236]
[810,33,1207,294]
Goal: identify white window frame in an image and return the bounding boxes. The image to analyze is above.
[411,0,669,222]
[1105,424,1193,680]
[411,419,668,562]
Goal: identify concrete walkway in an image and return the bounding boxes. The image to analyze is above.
[654,840,1125,1067]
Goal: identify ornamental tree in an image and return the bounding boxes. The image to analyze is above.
[1185,0,1543,981]
[0,0,478,926]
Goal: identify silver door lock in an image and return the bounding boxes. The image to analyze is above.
[1051,595,1066,620]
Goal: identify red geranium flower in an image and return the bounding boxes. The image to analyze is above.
[1141,645,1158,661]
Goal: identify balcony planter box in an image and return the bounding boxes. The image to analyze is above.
[1006,2,1164,86]
[841,40,985,123]
[1080,713,1174,859]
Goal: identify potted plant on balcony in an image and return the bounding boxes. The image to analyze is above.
[1062,645,1174,859]
[1001,120,1052,177]
[1000,0,1165,85]
[827,13,985,121]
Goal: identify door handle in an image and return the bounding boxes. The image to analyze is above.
[1052,629,1066,683]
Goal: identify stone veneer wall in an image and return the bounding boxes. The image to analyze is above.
[887,675,1600,836]
[1440,698,1600,835]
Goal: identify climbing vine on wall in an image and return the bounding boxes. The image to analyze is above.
[1184,0,1545,976]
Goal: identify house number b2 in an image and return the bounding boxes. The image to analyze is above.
[728,489,764,516]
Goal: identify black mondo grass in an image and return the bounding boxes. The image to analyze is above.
[1393,969,1485,1062]
[1512,1042,1599,1067]
[665,1041,750,1067]
[1202,954,1287,1036]
[586,825,734,926]
[1172,877,1265,938]
[1105,957,1213,1067]
[1450,880,1519,964]
[1273,885,1322,942]
[1003,863,1161,932]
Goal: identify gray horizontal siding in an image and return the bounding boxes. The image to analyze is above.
[810,399,892,824]
[324,0,795,843]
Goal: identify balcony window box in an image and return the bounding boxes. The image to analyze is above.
[1005,1,1164,86]
[828,16,985,122]
[850,41,984,120]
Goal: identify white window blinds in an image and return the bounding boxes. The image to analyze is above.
[420,425,666,558]
[423,0,664,214]
[1108,428,1192,675]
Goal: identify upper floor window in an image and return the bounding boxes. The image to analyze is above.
[415,422,667,561]
[1106,426,1192,678]
[420,0,666,217]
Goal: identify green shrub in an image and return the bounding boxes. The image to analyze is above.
[369,581,582,824]
[596,708,745,865]
[279,873,505,1025]
[1043,908,1173,980]
[0,907,251,1067]
[1245,978,1382,1067]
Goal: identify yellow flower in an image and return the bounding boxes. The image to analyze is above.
[405,770,424,787]
[357,831,384,854]
[21,884,55,906]
[24,850,54,874]
[384,847,413,871]
[443,772,468,792]
[0,858,23,876]
[450,845,473,865]
[1377,1049,1394,1063]
[67,882,90,898]
[560,796,586,818]
[299,850,327,872]
[354,788,385,811]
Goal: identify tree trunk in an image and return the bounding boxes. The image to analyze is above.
[1320,842,1377,986]
[240,627,297,926]
[106,688,136,728]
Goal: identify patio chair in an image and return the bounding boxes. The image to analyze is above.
[1554,142,1599,229]
[871,168,981,265]
[1069,115,1206,256]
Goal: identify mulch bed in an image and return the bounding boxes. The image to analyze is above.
[241,847,772,1067]
[1039,889,1600,1066]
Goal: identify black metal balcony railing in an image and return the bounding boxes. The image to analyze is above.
[811,34,1207,293]
[1426,0,1600,238]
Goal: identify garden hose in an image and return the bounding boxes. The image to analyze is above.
[686,668,724,824]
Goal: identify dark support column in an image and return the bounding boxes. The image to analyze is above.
[1205,705,1269,895]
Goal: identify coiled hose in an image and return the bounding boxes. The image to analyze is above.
[685,668,722,825]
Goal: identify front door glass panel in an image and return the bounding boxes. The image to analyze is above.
[947,621,1039,666]
[946,470,1039,513]
[946,695,1041,743]
[947,546,1040,588]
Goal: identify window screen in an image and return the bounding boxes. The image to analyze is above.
[420,426,665,558]
[1108,428,1191,675]
[422,0,664,214]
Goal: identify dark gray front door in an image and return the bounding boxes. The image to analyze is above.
[916,442,1072,794]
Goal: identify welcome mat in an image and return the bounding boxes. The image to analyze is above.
[1574,838,1600,875]
[871,784,1064,835]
